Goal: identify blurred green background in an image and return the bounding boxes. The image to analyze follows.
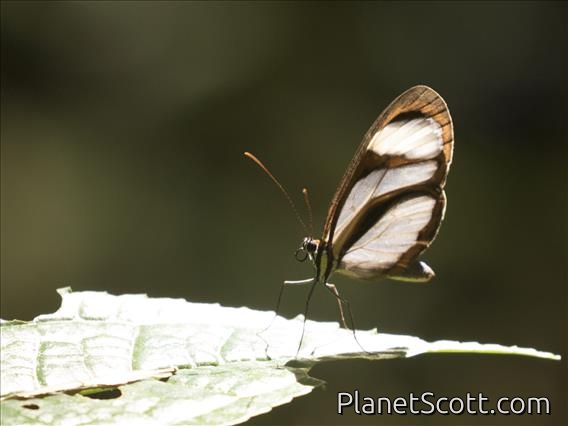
[1,2,566,425]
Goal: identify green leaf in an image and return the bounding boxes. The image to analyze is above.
[1,288,560,425]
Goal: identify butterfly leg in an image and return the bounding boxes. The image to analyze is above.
[260,277,317,358]
[270,277,319,356]
[324,282,348,329]
[270,278,315,323]
[297,278,318,356]
[325,282,369,354]
[278,278,315,312]
[284,278,315,285]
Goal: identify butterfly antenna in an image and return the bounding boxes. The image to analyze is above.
[302,188,314,237]
[244,152,309,234]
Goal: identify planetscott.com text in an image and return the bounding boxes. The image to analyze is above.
[337,391,551,416]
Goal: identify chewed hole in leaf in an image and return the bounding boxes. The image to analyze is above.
[22,403,40,410]
[83,388,122,400]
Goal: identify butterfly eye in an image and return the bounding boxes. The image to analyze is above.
[294,248,308,262]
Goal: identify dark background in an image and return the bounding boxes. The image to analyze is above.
[1,2,566,425]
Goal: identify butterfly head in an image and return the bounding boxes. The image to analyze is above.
[295,237,321,263]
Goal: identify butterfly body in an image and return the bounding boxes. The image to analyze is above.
[245,85,453,342]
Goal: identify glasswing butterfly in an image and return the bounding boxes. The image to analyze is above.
[246,85,453,349]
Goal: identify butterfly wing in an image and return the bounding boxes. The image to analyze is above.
[322,85,453,282]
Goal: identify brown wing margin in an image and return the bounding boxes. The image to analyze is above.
[322,85,454,246]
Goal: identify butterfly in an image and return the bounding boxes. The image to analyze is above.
[246,85,453,337]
